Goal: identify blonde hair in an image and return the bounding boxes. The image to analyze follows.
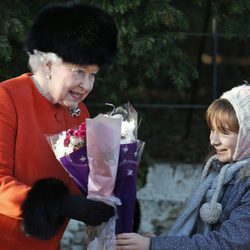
[28,50,62,73]
[206,98,239,133]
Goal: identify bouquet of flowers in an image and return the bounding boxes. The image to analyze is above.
[47,103,145,249]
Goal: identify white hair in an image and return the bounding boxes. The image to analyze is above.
[28,49,63,73]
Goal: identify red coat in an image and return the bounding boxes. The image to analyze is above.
[0,73,89,250]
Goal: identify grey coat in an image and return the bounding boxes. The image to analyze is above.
[151,168,250,250]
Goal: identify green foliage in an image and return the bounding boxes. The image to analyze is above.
[76,0,198,106]
[0,1,24,62]
[200,0,250,38]
[0,1,33,79]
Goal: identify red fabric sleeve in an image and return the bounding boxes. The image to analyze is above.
[0,86,30,219]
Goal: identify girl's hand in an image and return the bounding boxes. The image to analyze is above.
[116,233,151,250]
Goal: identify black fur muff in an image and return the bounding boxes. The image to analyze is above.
[21,178,69,240]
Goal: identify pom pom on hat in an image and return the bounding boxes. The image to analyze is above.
[25,3,118,67]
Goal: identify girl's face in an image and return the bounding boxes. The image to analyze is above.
[209,123,238,163]
[48,62,99,107]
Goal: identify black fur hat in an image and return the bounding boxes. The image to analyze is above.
[25,3,118,67]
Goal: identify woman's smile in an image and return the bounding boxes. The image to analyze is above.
[69,90,82,101]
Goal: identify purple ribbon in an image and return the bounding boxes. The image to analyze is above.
[59,142,138,233]
[114,142,138,233]
[59,146,89,194]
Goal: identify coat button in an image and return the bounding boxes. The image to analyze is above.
[55,111,64,122]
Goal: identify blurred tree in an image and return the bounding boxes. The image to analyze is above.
[210,0,250,37]
[83,0,198,105]
[0,1,28,79]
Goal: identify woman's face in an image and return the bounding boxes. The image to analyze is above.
[209,123,238,163]
[48,62,99,107]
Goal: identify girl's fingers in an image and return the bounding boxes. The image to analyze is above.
[116,233,134,239]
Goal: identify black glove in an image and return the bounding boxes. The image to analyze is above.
[60,194,114,226]
[21,178,69,240]
[21,178,114,240]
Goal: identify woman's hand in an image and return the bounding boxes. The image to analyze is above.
[116,233,151,250]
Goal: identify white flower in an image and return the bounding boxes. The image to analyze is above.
[53,132,74,159]
[121,119,136,143]
[107,113,136,143]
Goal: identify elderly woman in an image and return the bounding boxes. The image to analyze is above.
[0,3,117,250]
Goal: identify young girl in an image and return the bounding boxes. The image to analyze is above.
[116,84,250,249]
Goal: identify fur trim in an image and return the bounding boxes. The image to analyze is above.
[21,178,69,240]
[25,3,117,67]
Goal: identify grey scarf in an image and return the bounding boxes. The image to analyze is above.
[168,156,250,237]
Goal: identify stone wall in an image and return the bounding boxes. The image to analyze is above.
[61,162,202,249]
[137,163,202,235]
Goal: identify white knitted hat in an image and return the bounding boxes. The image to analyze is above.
[221,84,250,161]
[199,84,250,224]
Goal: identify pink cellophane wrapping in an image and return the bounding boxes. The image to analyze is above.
[86,114,122,250]
[86,114,122,198]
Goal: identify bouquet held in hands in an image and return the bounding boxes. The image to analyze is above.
[47,103,145,249]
